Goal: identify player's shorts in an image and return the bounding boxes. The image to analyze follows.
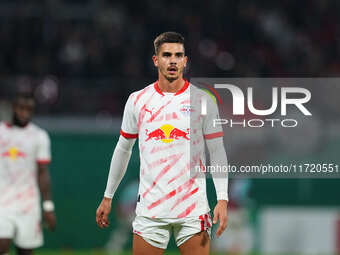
[132,212,212,249]
[0,210,43,249]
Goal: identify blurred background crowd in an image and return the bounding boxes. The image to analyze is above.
[1,0,340,115]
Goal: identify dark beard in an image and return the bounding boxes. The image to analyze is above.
[12,114,29,127]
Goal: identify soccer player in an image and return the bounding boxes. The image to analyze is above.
[96,32,228,255]
[0,94,56,255]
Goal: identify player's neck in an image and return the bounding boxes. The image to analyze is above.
[157,75,185,93]
[11,116,29,128]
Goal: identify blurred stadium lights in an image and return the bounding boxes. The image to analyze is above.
[16,75,33,94]
[34,76,59,105]
[0,1,99,19]
[0,1,339,119]
[198,39,218,58]
[215,51,235,71]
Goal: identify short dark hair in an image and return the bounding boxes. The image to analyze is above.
[154,32,185,55]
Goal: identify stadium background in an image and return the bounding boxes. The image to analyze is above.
[0,0,340,254]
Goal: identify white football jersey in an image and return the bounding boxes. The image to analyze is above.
[0,122,51,214]
[121,80,223,218]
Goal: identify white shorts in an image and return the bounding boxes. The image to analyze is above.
[0,211,43,249]
[132,212,212,249]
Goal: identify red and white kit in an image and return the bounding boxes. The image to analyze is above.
[120,80,225,218]
[0,122,51,248]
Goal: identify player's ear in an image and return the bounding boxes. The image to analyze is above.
[152,55,158,67]
[184,56,188,68]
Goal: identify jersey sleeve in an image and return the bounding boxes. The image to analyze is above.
[120,93,138,139]
[202,93,224,140]
[36,130,51,164]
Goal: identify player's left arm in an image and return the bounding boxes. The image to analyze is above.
[37,131,56,231]
[202,92,228,237]
[38,163,56,230]
[206,138,228,238]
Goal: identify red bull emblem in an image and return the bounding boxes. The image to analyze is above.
[145,124,189,143]
[1,147,26,160]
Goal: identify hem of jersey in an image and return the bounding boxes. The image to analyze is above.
[120,129,138,139]
[204,131,224,140]
[14,241,43,250]
[135,209,211,219]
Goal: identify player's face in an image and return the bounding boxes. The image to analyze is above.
[153,43,187,82]
[13,98,35,126]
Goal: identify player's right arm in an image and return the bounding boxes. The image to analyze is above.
[202,91,229,237]
[96,136,136,228]
[96,93,138,228]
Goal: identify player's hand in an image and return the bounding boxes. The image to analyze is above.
[43,211,56,231]
[213,200,228,238]
[96,197,112,228]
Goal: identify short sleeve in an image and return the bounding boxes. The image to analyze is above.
[203,93,224,140]
[120,93,138,139]
[36,130,51,164]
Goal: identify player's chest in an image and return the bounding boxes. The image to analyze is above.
[137,95,192,125]
[0,130,37,161]
[137,95,198,142]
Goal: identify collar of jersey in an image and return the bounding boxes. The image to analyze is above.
[154,79,189,96]
[4,122,30,129]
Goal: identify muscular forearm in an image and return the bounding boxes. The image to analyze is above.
[104,135,136,198]
[38,164,53,201]
[206,137,229,201]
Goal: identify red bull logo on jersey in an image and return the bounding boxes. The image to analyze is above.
[1,147,26,160]
[145,124,190,143]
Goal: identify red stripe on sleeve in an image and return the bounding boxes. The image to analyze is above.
[37,159,51,164]
[120,130,138,139]
[204,131,224,140]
